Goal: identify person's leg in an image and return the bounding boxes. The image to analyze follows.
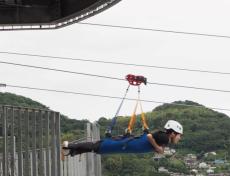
[92,141,101,153]
[64,142,97,156]
[63,141,102,156]
[68,142,94,154]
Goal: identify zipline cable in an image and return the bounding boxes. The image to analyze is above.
[1,60,230,93]
[0,51,230,75]
[0,60,123,81]
[78,22,230,40]
[3,83,230,112]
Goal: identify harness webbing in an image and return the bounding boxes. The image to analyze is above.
[105,74,148,137]
[105,84,130,136]
[126,100,138,133]
[140,103,149,131]
[126,86,149,134]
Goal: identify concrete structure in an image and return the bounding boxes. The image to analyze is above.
[0,105,101,176]
[0,105,61,176]
[61,122,101,176]
[0,0,121,30]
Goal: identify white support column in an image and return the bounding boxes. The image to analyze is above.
[86,123,95,176]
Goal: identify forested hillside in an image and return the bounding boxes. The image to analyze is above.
[0,92,47,109]
[1,92,230,175]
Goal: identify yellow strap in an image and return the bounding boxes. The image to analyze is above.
[139,101,149,130]
[127,86,149,134]
[127,113,136,133]
[127,100,138,133]
[141,112,149,130]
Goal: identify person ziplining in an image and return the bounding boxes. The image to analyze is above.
[62,74,183,156]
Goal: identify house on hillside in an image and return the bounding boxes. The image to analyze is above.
[184,154,197,168]
[158,167,169,173]
[213,159,225,165]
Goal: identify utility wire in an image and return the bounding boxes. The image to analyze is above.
[4,83,230,112]
[0,51,229,76]
[78,22,230,40]
[1,60,230,93]
[0,60,123,81]
[147,81,230,93]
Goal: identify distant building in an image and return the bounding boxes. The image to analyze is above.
[199,162,208,169]
[205,152,217,157]
[158,167,169,173]
[213,159,225,165]
[170,173,193,176]
[184,154,197,168]
[164,147,176,156]
[190,169,198,174]
[208,174,229,176]
[206,169,214,174]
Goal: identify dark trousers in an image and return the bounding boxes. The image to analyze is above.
[67,141,101,156]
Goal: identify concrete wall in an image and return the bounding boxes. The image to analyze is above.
[61,122,101,176]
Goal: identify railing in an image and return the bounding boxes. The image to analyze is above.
[0,105,101,176]
[0,105,61,176]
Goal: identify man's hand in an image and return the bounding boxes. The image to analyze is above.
[155,146,164,154]
[147,134,165,154]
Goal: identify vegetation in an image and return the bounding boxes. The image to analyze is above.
[1,93,230,175]
[61,115,89,141]
[0,92,47,109]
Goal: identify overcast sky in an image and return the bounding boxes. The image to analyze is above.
[1,0,230,122]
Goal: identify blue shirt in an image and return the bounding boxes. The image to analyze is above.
[98,133,154,154]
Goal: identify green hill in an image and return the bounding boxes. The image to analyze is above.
[0,92,47,109]
[98,100,230,153]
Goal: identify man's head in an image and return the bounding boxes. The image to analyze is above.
[164,120,183,144]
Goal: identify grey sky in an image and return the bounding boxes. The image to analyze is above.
[1,0,230,122]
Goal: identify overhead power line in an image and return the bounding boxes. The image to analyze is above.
[4,83,230,112]
[0,60,123,81]
[1,60,230,94]
[147,81,230,93]
[0,51,230,76]
[78,22,230,40]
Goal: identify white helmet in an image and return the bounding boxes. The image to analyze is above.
[164,120,183,134]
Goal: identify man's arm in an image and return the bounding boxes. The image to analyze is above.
[147,133,164,154]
